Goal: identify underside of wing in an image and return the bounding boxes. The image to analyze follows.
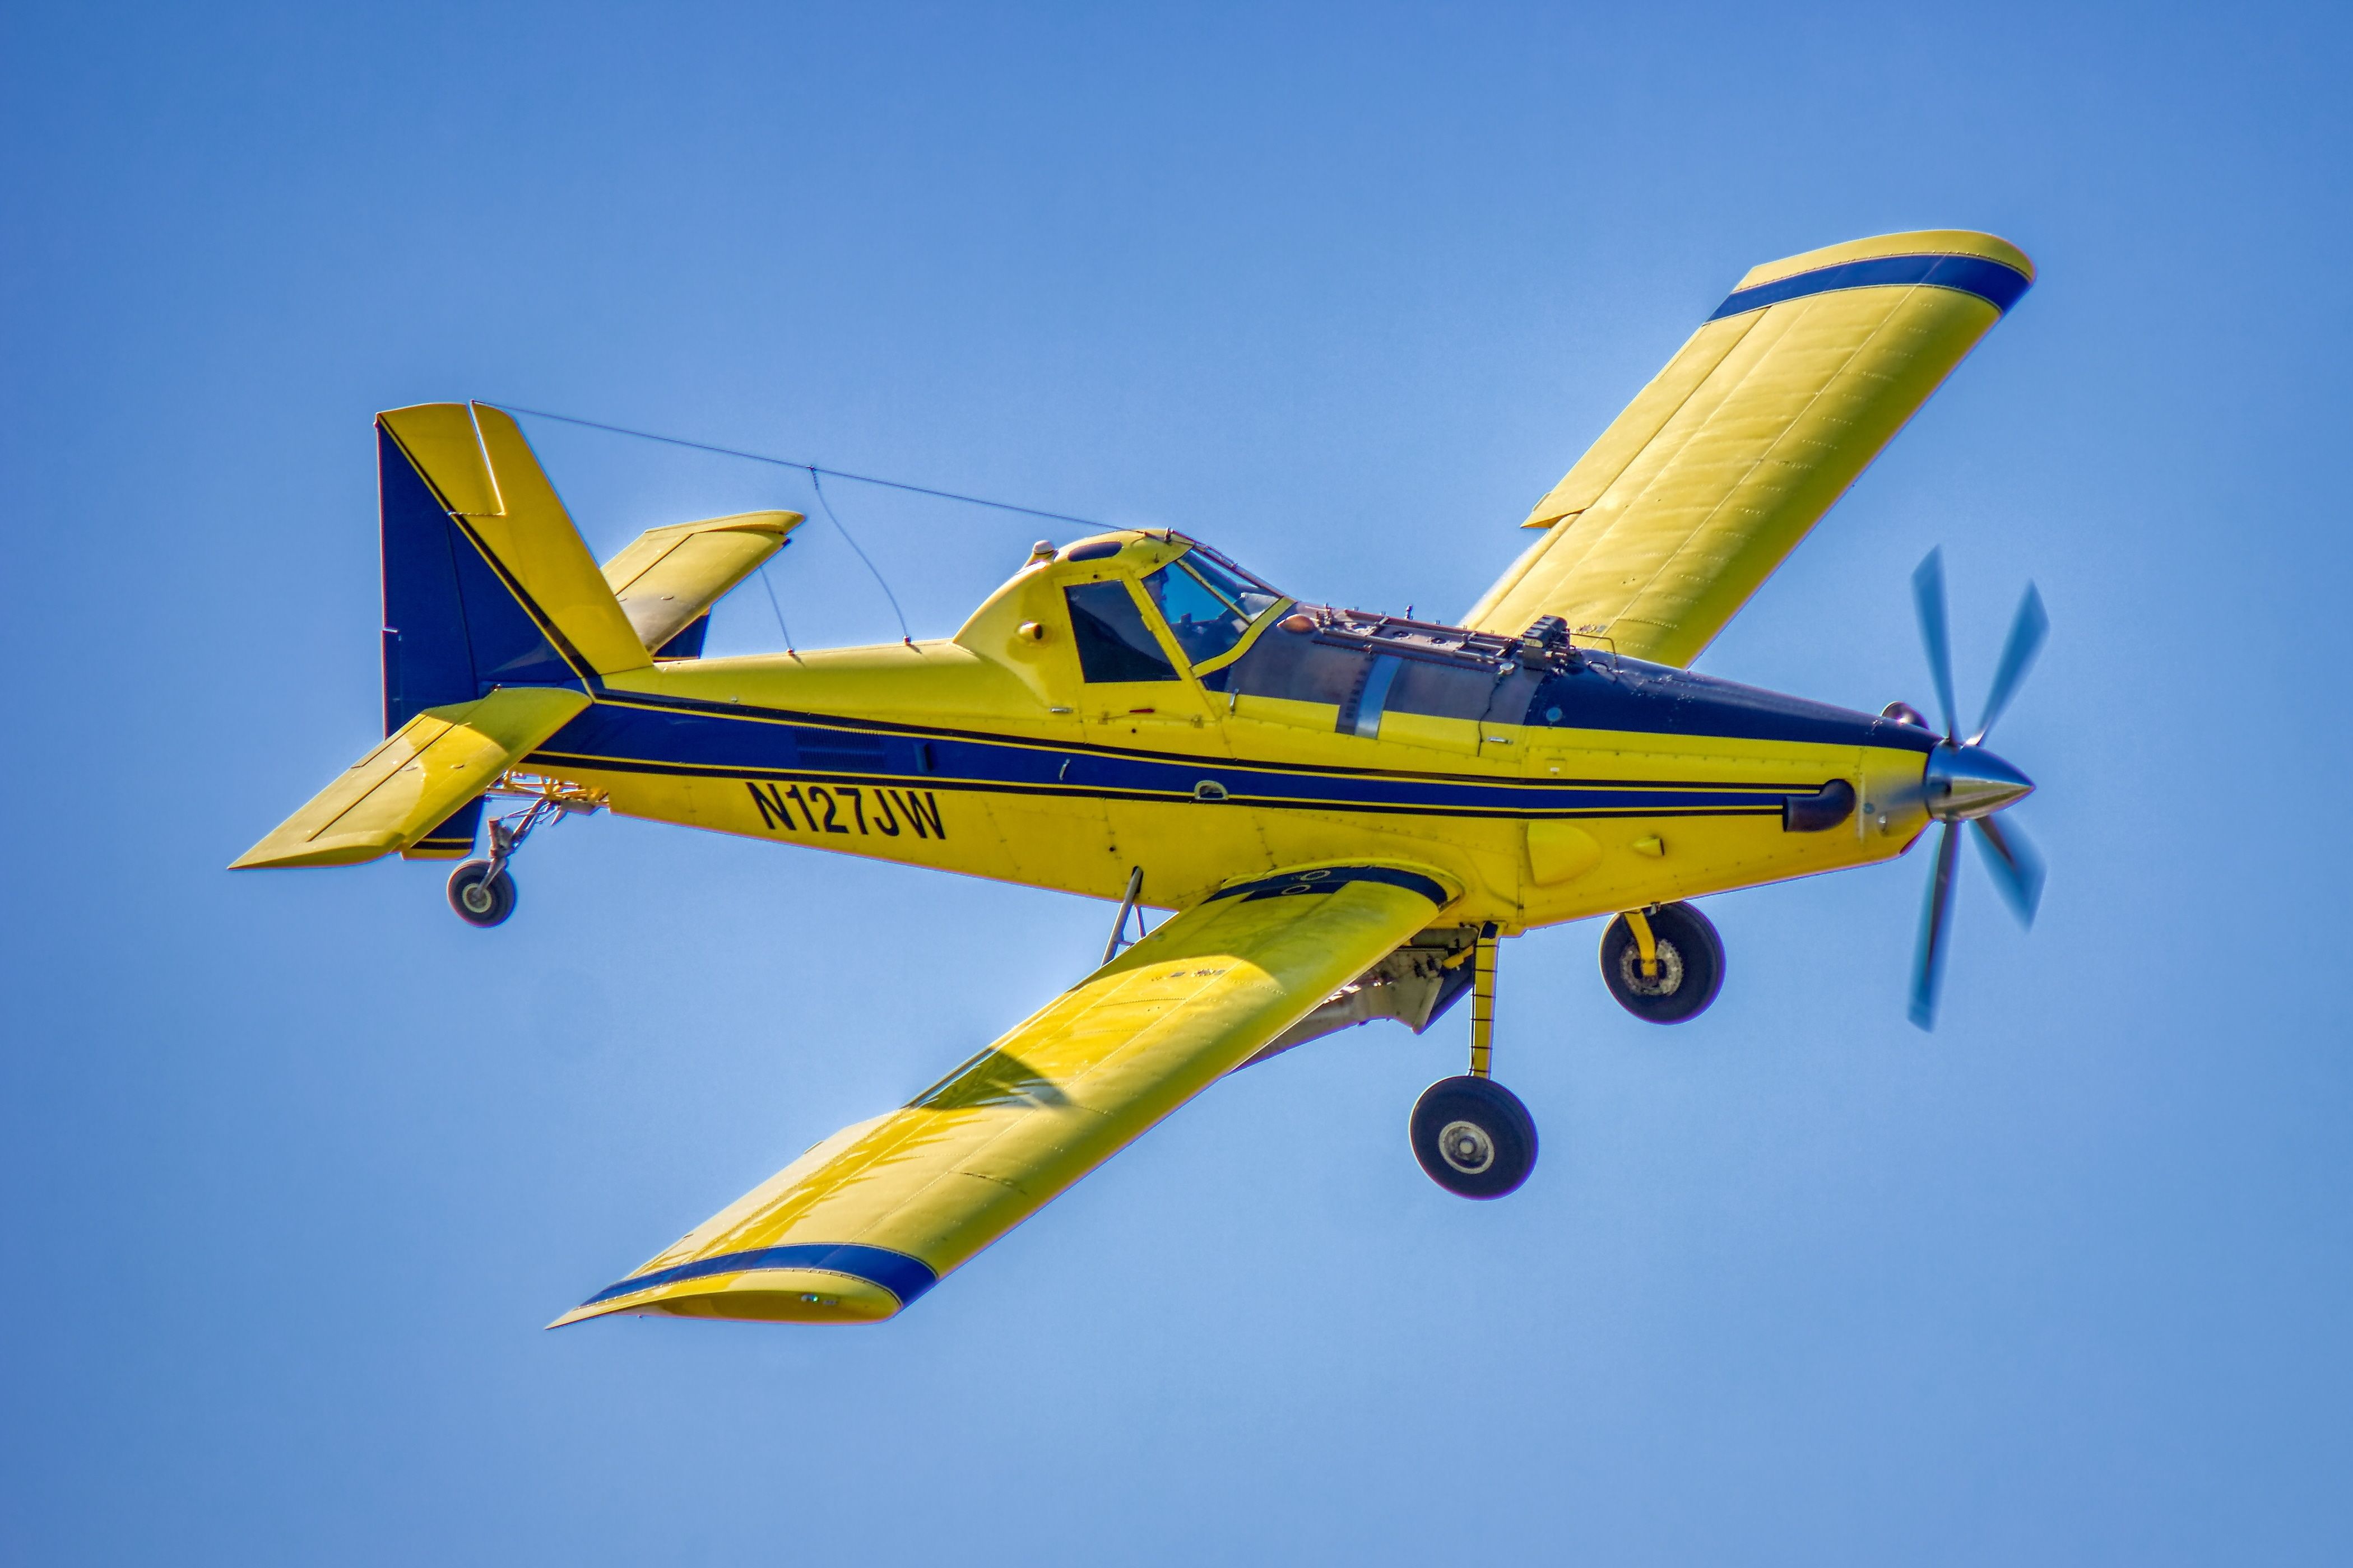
[1466,230,2033,666]
[553,863,1458,1326]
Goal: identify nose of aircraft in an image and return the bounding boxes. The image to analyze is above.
[1923,743,2034,821]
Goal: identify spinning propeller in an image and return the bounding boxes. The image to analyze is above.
[1901,548,2048,1030]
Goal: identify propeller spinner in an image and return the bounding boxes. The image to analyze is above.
[1903,548,2048,1030]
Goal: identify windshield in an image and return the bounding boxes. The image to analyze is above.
[1140,547,1285,665]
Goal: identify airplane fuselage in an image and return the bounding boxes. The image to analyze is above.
[519,532,1941,930]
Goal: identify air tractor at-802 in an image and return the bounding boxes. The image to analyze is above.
[239,230,2045,1325]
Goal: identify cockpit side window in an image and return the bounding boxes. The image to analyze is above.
[1064,581,1178,682]
[1141,552,1284,666]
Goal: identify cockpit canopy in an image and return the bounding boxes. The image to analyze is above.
[1059,537,1288,683]
[1139,546,1285,664]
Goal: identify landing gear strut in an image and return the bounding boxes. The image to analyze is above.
[445,784,598,929]
[1411,924,1538,1198]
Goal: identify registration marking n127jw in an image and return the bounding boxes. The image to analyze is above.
[746,781,947,839]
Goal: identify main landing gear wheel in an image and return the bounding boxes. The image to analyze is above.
[1599,901,1724,1023]
[1410,1075,1538,1199]
[445,860,517,928]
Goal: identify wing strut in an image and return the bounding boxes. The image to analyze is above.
[1101,865,1149,964]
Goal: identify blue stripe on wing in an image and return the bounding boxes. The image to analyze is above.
[1709,252,2032,321]
[584,1243,939,1310]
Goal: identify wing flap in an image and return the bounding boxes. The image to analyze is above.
[230,686,590,868]
[554,863,1459,1325]
[599,510,801,653]
[1467,230,2032,666]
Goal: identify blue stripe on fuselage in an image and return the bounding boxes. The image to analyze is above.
[522,658,1929,821]
[535,702,1785,817]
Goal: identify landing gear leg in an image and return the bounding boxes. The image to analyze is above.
[447,814,521,928]
[1467,924,1496,1078]
[444,794,572,929]
[1412,924,1538,1198]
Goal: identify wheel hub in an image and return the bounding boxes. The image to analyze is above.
[1617,939,1684,998]
[460,879,497,914]
[1437,1120,1495,1175]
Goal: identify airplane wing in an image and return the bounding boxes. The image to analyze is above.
[1465,230,2033,666]
[553,862,1459,1325]
[230,687,590,868]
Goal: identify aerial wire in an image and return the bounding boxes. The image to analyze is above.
[494,402,1112,528]
[756,560,796,656]
[807,466,914,646]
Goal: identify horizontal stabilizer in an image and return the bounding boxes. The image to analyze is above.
[231,687,590,869]
[600,511,801,655]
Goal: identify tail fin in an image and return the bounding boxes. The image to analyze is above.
[378,402,650,733]
[243,404,799,870]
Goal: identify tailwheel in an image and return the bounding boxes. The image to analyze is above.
[446,860,517,928]
[1599,901,1724,1023]
[439,792,588,929]
[1410,1076,1538,1198]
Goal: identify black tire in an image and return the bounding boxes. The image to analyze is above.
[1598,901,1724,1023]
[1410,1076,1538,1199]
[446,860,517,928]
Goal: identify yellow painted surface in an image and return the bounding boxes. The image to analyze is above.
[547,664,1921,933]
[1466,230,2029,666]
[246,230,2018,1324]
[600,510,801,652]
[231,687,590,868]
[530,525,1937,928]
[554,863,1456,1324]
[1525,820,1602,885]
[378,403,652,675]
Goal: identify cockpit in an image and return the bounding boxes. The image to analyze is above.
[1139,547,1286,664]
[1060,538,1289,683]
[1040,532,1903,763]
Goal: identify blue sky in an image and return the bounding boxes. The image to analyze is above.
[5,3,2350,1562]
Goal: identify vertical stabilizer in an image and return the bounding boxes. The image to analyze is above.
[376,402,650,734]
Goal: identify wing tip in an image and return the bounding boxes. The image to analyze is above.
[228,831,400,871]
[549,1249,934,1327]
[1735,229,2035,293]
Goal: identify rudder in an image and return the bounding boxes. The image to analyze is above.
[377,402,651,734]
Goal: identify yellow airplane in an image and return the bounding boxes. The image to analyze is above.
[238,228,2047,1326]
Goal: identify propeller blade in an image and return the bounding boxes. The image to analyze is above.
[1970,582,2048,745]
[1971,814,2045,927]
[1911,549,1960,741]
[1907,822,1961,1031]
